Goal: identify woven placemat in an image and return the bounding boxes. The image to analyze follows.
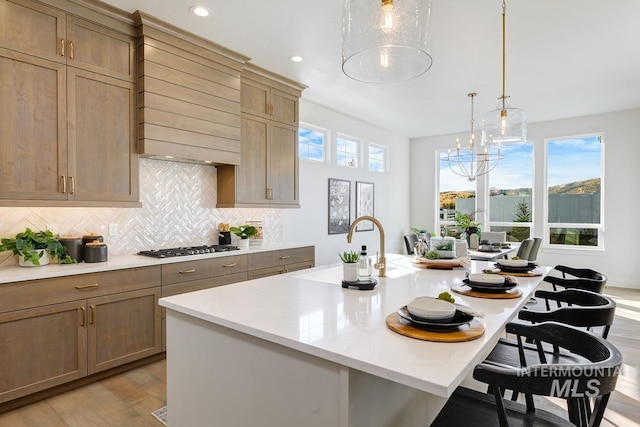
[451,282,523,299]
[385,312,485,342]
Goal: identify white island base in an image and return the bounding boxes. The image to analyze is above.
[166,310,446,427]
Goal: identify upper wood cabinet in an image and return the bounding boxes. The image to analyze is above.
[135,12,249,165]
[217,65,306,208]
[0,0,139,206]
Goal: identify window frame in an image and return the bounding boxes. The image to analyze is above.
[367,142,387,173]
[298,123,329,163]
[336,133,362,168]
[543,133,605,251]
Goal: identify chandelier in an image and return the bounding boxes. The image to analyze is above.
[447,93,504,182]
[341,0,433,83]
[482,0,527,144]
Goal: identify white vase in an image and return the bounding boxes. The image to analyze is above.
[238,239,250,249]
[19,250,50,267]
[343,263,358,282]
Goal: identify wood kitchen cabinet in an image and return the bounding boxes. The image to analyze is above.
[0,0,139,206]
[217,65,306,208]
[248,246,315,280]
[0,266,161,404]
[160,254,248,350]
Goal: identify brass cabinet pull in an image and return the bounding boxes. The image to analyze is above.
[69,41,74,60]
[223,263,237,267]
[60,175,66,194]
[89,304,95,324]
[61,38,65,57]
[179,269,196,274]
[69,176,75,194]
[279,255,291,260]
[75,283,99,289]
[80,306,86,326]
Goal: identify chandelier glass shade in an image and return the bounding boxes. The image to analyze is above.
[448,93,504,182]
[482,0,527,144]
[342,0,433,83]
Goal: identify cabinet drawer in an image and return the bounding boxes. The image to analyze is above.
[161,254,247,285]
[0,266,161,313]
[247,247,314,271]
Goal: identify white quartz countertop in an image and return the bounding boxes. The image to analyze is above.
[0,242,314,284]
[160,254,550,398]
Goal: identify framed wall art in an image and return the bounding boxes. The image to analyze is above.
[355,181,374,231]
[328,178,351,234]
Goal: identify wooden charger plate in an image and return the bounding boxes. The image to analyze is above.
[386,312,485,342]
[491,269,542,277]
[451,282,523,299]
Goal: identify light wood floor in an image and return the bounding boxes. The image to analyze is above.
[0,287,638,427]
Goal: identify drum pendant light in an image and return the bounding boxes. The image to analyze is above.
[342,0,433,83]
[482,0,527,144]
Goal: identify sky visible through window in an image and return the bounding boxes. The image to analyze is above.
[298,127,325,161]
[337,135,359,166]
[369,145,385,172]
[547,135,602,187]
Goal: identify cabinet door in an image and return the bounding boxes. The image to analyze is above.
[0,48,67,201]
[269,123,299,205]
[240,79,269,117]
[87,288,161,374]
[66,16,135,82]
[270,88,298,126]
[0,301,87,403]
[235,115,269,203]
[67,68,138,202]
[0,0,66,63]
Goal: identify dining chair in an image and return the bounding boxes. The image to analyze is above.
[480,231,506,244]
[525,237,542,261]
[403,234,419,255]
[514,238,532,259]
[543,265,607,294]
[431,322,622,427]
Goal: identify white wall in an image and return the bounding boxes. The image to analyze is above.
[284,100,411,267]
[410,108,640,289]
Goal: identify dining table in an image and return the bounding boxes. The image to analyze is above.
[160,253,549,427]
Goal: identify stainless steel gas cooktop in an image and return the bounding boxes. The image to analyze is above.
[137,245,239,258]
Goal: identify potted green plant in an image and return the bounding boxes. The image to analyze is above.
[0,228,72,266]
[230,225,258,249]
[338,251,360,282]
[455,209,484,249]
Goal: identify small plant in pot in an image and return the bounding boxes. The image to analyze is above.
[230,225,258,248]
[0,228,73,266]
[338,251,360,282]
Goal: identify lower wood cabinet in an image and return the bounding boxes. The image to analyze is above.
[247,246,315,280]
[0,266,161,404]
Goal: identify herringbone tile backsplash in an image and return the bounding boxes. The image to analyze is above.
[0,159,283,265]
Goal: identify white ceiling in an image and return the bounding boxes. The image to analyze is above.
[101,0,640,138]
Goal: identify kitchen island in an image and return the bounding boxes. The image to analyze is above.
[160,255,550,426]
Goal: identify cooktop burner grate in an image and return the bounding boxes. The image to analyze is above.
[137,245,240,258]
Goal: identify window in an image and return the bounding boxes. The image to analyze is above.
[368,143,386,172]
[298,124,327,162]
[545,135,603,248]
[437,151,477,237]
[336,134,360,167]
[488,143,534,242]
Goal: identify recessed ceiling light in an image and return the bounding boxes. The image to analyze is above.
[290,55,303,63]
[190,6,211,17]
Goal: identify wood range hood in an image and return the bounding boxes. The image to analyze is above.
[135,11,250,166]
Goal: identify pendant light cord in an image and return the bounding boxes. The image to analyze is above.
[501,0,507,112]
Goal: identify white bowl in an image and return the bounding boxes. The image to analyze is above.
[407,298,456,320]
[497,259,529,267]
[468,273,505,284]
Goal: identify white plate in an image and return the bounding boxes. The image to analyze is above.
[497,259,529,267]
[468,273,505,284]
[407,298,456,320]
